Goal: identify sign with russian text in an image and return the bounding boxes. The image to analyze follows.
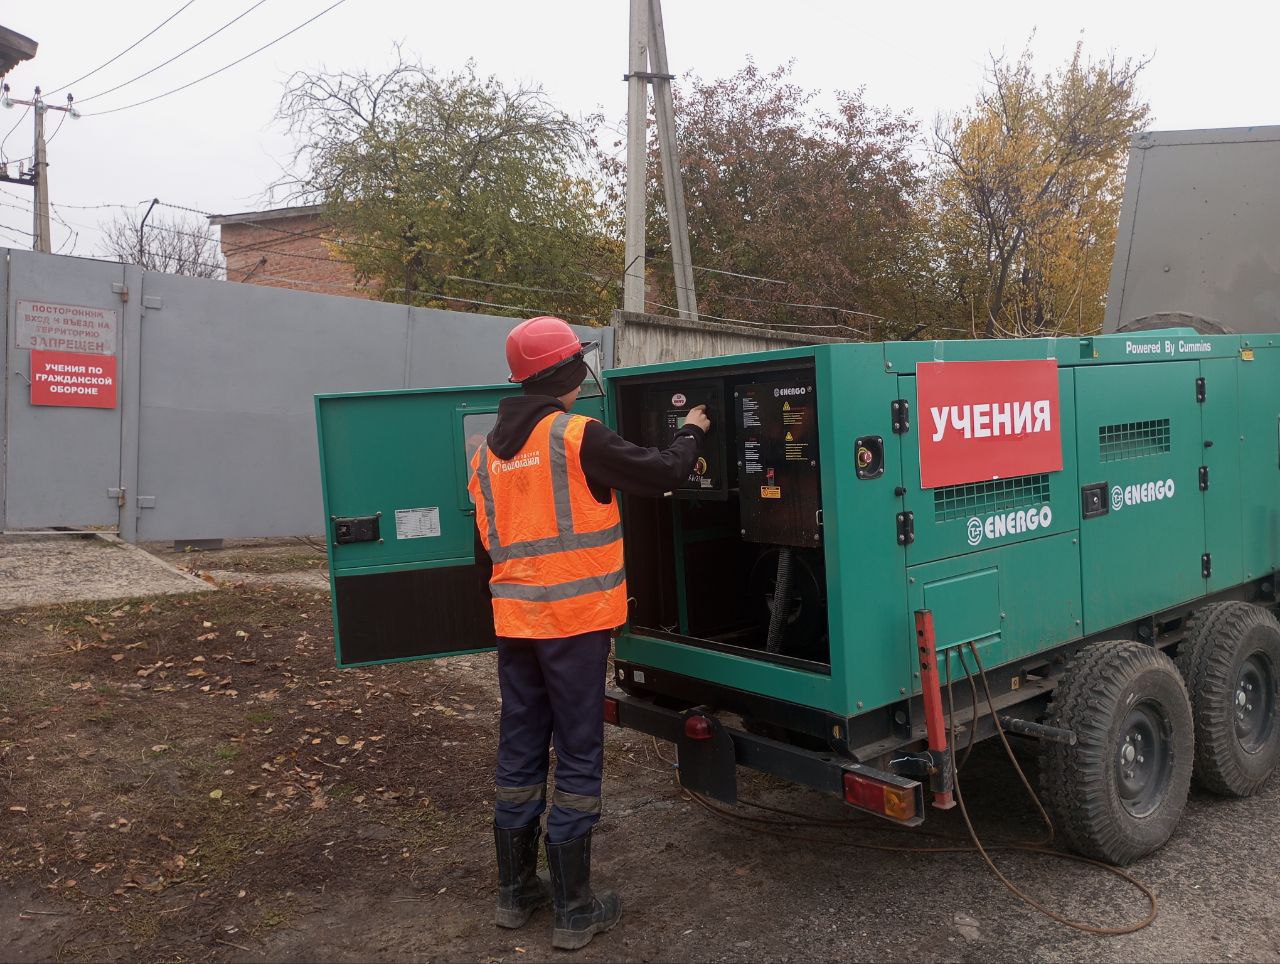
[30,350,118,409]
[916,359,1062,488]
[15,300,118,355]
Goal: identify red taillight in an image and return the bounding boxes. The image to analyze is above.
[683,714,714,741]
[843,771,917,822]
[603,697,620,726]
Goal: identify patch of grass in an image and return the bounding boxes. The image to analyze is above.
[192,806,314,884]
[214,743,240,762]
[204,552,328,575]
[329,783,357,801]
[246,709,275,725]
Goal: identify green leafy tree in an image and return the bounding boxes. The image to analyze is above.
[606,61,944,338]
[932,42,1150,337]
[278,52,620,323]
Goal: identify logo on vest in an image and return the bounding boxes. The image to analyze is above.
[491,450,542,475]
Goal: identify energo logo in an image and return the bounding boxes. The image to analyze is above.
[1110,478,1175,511]
[966,505,1053,546]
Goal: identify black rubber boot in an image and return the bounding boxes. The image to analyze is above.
[546,830,622,950]
[495,822,550,928]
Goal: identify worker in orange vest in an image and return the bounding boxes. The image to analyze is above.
[469,315,709,950]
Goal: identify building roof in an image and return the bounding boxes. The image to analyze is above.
[0,25,37,77]
[208,203,327,226]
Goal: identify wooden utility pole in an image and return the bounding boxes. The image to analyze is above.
[624,0,698,321]
[1,84,78,253]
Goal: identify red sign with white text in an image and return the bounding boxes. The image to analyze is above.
[30,350,118,409]
[916,359,1061,488]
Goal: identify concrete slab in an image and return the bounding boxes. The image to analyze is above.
[0,534,212,610]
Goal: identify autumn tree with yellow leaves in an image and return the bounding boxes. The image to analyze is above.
[932,43,1150,338]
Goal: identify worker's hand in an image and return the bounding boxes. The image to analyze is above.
[684,404,711,433]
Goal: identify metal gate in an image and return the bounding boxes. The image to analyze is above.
[1,248,612,541]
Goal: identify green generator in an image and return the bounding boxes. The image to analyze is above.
[315,328,1280,865]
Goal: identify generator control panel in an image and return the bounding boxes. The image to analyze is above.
[638,380,727,498]
[736,376,822,546]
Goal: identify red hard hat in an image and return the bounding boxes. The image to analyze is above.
[505,316,585,383]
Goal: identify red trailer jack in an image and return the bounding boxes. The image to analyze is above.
[915,610,956,810]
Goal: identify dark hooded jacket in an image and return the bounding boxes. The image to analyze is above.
[474,394,704,588]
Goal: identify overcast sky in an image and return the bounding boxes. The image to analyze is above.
[1,0,1276,257]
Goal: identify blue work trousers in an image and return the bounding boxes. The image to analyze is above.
[494,630,611,843]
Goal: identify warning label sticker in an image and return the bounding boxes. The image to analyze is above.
[395,507,441,539]
[16,300,118,355]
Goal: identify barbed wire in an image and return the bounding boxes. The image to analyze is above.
[0,192,921,335]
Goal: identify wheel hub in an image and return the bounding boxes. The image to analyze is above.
[1234,654,1276,754]
[1115,702,1171,818]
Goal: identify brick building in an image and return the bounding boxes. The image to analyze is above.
[208,204,371,299]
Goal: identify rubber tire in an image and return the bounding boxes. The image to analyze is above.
[1039,640,1193,866]
[1175,601,1280,796]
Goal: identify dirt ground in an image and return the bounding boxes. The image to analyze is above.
[4,541,1280,962]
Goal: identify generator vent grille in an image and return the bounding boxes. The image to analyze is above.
[1098,419,1171,462]
[933,474,1051,523]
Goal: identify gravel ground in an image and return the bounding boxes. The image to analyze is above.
[3,541,1280,961]
[0,535,210,610]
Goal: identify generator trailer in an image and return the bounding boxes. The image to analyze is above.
[315,328,1280,865]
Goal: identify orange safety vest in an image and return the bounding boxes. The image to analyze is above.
[467,411,627,639]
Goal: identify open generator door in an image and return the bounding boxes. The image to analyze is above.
[316,384,606,667]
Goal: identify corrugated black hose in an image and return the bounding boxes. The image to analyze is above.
[765,548,793,654]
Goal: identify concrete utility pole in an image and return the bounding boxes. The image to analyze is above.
[624,0,698,321]
[1,84,79,253]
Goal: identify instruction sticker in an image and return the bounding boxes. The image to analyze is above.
[395,507,441,539]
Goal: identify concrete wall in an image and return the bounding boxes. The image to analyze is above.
[1105,126,1280,334]
[1,248,610,541]
[610,309,850,368]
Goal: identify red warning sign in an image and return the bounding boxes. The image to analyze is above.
[30,350,118,409]
[916,359,1062,488]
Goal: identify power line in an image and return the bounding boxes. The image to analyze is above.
[83,0,348,117]
[46,0,201,96]
[162,202,886,323]
[643,299,856,333]
[146,217,612,305]
[78,0,271,105]
[0,106,30,163]
[44,111,70,148]
[25,194,892,330]
[158,201,620,291]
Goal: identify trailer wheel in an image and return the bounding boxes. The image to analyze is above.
[1039,640,1193,865]
[1176,601,1280,796]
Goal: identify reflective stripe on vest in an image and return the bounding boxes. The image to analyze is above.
[473,415,623,564]
[469,412,626,635]
[489,567,626,602]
